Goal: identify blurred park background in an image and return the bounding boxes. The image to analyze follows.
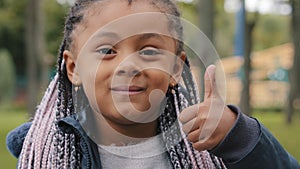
[0,0,300,168]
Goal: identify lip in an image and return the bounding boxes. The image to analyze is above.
[110,85,146,95]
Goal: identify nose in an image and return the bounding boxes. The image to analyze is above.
[115,61,141,77]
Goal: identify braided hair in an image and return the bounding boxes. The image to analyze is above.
[18,0,225,168]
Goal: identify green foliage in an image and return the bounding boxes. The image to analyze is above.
[178,1,291,57]
[0,0,68,79]
[214,5,236,57]
[177,2,199,25]
[0,0,26,77]
[253,15,290,51]
[177,1,236,58]
[44,0,68,59]
[0,49,16,103]
[0,0,26,30]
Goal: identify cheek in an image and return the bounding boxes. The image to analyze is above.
[95,69,110,87]
[79,67,99,111]
[94,65,113,97]
[81,63,113,112]
[148,71,171,91]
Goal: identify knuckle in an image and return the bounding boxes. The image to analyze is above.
[187,133,195,142]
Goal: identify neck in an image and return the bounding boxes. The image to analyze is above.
[94,113,158,146]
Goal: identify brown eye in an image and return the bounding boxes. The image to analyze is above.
[139,47,162,58]
[139,49,160,56]
[96,47,116,55]
[95,45,117,59]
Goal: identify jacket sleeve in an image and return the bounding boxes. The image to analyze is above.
[210,105,300,169]
[6,122,32,158]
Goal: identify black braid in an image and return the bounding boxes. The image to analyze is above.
[159,85,195,168]
[53,1,89,167]
[182,58,199,104]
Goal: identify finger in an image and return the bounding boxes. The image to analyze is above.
[187,120,210,143]
[178,104,198,124]
[192,139,215,151]
[204,65,217,100]
[182,118,198,134]
[187,128,201,143]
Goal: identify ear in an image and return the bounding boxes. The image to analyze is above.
[63,50,82,85]
[170,51,186,86]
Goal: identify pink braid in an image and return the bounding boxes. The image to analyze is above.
[18,74,58,169]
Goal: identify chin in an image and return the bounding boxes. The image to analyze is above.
[111,106,158,124]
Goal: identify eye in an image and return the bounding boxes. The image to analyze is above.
[95,45,117,59]
[96,47,116,55]
[139,47,162,57]
[139,49,160,56]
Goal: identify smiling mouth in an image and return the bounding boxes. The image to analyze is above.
[111,86,145,95]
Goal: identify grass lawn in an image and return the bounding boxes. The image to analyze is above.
[0,105,299,168]
[253,110,300,161]
[0,105,28,169]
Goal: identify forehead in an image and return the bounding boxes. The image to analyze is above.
[73,1,173,53]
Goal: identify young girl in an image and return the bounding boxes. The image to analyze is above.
[7,0,299,168]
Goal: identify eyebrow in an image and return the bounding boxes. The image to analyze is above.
[90,32,166,43]
[92,31,121,40]
[137,33,165,42]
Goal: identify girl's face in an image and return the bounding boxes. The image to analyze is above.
[64,1,185,126]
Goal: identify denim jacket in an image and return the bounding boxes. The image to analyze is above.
[58,116,102,169]
[6,106,300,169]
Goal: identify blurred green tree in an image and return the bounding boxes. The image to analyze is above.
[0,49,16,104]
[0,0,66,113]
[0,0,26,85]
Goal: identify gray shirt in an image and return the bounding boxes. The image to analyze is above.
[98,135,172,169]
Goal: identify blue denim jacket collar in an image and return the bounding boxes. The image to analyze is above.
[58,115,102,169]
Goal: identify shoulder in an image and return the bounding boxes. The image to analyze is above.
[6,122,32,158]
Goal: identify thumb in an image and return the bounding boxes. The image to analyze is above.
[204,65,217,100]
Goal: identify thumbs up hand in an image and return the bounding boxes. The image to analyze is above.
[179,65,237,151]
